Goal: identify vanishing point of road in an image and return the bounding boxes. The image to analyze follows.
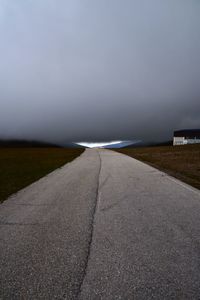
[1,149,200,299]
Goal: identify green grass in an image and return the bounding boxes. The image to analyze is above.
[0,148,84,203]
[117,144,200,190]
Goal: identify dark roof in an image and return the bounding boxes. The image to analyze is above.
[174,129,200,138]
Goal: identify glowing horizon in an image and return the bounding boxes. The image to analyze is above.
[76,141,123,148]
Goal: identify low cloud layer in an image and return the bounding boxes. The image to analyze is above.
[0,0,200,143]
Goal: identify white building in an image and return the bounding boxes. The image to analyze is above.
[173,129,200,146]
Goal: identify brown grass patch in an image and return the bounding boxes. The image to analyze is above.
[0,148,84,203]
[117,144,200,190]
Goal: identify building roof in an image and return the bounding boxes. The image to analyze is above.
[174,129,200,138]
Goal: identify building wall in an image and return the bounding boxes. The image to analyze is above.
[173,137,186,146]
[186,138,200,144]
[173,137,200,146]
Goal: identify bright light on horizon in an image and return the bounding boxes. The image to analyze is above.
[76,141,123,148]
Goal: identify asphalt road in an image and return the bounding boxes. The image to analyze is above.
[1,149,200,299]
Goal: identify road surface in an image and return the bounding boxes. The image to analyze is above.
[0,149,200,299]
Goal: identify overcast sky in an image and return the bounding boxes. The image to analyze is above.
[0,0,200,143]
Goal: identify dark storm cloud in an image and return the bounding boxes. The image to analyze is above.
[0,0,200,143]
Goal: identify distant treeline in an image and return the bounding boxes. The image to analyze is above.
[0,139,61,148]
[148,140,173,147]
[124,140,173,148]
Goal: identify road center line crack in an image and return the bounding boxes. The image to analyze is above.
[76,149,102,299]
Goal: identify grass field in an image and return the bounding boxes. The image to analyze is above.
[0,148,84,203]
[117,144,200,190]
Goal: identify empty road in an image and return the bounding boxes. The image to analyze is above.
[1,149,200,299]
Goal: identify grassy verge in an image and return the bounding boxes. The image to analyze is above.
[117,144,200,190]
[0,148,84,203]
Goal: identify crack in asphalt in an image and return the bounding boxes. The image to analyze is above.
[76,149,102,299]
[99,173,111,190]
